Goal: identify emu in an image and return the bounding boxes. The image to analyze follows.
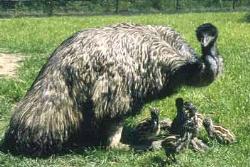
[4,23,223,156]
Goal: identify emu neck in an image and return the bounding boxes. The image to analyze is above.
[201,42,218,57]
[186,40,222,87]
[201,41,220,81]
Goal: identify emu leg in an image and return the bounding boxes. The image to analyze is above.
[106,122,129,149]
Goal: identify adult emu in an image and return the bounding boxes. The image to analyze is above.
[4,23,223,156]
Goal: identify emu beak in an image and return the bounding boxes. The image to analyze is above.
[201,34,212,47]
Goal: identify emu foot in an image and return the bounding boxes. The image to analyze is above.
[107,142,130,150]
[115,143,130,150]
[203,118,236,144]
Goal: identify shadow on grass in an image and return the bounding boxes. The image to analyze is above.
[239,13,250,23]
[0,139,107,159]
[151,155,178,166]
[151,156,166,166]
[0,125,150,159]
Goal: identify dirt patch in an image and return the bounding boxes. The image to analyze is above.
[0,53,24,78]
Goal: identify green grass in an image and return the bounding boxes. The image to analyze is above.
[0,12,250,166]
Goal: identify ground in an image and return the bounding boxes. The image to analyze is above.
[0,12,250,167]
[0,53,23,78]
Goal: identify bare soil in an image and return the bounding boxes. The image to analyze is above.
[0,53,23,78]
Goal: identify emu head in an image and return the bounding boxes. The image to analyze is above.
[196,23,218,47]
[184,101,197,117]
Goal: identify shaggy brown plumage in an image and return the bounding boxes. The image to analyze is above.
[4,23,223,155]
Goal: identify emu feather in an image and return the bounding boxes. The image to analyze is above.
[4,23,223,155]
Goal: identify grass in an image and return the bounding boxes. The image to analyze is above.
[0,12,250,166]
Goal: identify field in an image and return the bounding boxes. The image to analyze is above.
[0,12,250,166]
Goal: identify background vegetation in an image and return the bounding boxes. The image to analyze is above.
[0,0,250,17]
[0,12,250,166]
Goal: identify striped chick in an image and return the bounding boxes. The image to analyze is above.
[161,135,180,163]
[203,118,236,144]
[134,108,160,142]
[184,101,204,129]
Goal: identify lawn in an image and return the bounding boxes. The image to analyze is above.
[0,12,250,167]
